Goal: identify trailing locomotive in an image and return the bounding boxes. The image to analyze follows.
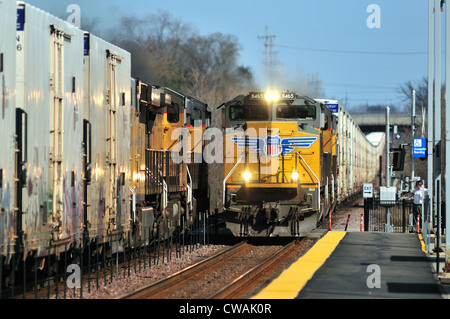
[129,80,211,240]
[221,91,384,237]
[0,0,210,291]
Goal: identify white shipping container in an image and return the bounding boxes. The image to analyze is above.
[83,33,131,240]
[0,0,17,258]
[16,2,85,255]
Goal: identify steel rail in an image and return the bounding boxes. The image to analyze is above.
[118,241,249,299]
[206,240,298,299]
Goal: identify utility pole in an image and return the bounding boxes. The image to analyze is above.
[434,0,443,275]
[411,89,416,189]
[385,106,393,232]
[444,0,450,275]
[386,106,391,190]
[258,26,276,89]
[427,0,434,254]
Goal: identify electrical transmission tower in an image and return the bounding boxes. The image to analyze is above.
[258,26,277,88]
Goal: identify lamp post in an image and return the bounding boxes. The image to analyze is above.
[385,106,393,232]
[444,0,450,274]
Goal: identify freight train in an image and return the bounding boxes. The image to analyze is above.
[0,0,210,288]
[1,0,387,295]
[220,92,385,237]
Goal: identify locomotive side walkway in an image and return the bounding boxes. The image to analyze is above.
[252,231,447,299]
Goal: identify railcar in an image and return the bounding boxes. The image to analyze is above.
[83,32,132,243]
[0,0,17,262]
[221,91,384,237]
[14,1,87,257]
[317,100,385,203]
[0,1,95,288]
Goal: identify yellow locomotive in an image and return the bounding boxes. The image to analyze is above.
[221,91,383,237]
[130,79,211,239]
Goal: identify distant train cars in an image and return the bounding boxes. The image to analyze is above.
[1,0,211,287]
[221,92,385,237]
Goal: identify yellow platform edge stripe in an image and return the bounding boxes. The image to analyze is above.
[418,233,428,254]
[251,231,347,299]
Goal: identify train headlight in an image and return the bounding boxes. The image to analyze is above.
[265,91,280,102]
[243,171,251,181]
[291,171,299,181]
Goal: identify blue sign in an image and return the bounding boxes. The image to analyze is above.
[17,7,25,31]
[84,34,90,56]
[412,138,426,158]
[325,103,339,113]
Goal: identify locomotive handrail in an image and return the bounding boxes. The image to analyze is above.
[294,152,319,185]
[295,152,321,211]
[186,165,193,211]
[223,154,245,208]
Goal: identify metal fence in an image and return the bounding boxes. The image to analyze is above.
[364,198,415,233]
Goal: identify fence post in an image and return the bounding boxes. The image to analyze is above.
[364,198,370,231]
[402,199,406,233]
[344,215,350,231]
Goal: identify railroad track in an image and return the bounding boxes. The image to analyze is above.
[119,239,308,299]
[207,240,300,299]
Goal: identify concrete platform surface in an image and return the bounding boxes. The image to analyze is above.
[252,231,445,299]
[297,232,443,299]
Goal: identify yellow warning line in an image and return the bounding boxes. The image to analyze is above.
[251,231,347,299]
[418,233,428,254]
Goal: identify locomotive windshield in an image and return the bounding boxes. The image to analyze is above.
[229,103,269,121]
[276,103,316,120]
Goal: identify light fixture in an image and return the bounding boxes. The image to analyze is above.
[265,91,280,102]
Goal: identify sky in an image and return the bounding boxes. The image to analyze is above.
[25,0,432,111]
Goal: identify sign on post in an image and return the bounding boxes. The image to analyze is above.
[363,183,373,198]
[412,138,426,158]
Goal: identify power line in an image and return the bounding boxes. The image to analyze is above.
[325,91,396,94]
[324,82,396,90]
[276,44,431,56]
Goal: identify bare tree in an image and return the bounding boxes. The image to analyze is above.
[104,12,255,108]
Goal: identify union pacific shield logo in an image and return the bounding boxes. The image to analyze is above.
[264,135,282,157]
[230,135,318,157]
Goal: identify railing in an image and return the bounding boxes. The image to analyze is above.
[363,198,415,233]
[145,149,183,195]
[145,149,203,195]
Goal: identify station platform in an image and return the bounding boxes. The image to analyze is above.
[252,231,448,299]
